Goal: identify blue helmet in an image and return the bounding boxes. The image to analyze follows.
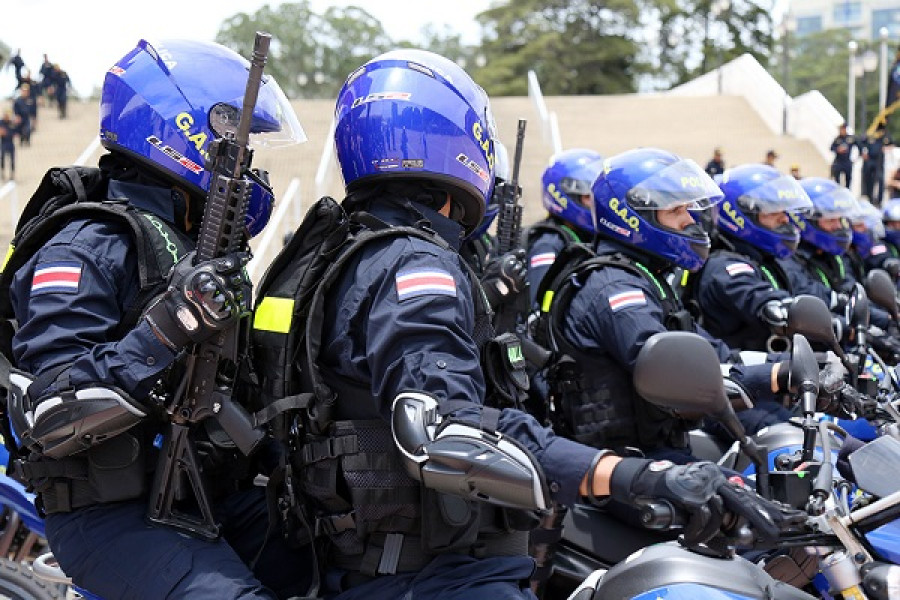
[541,149,603,234]
[591,148,724,271]
[100,39,305,237]
[850,199,884,258]
[717,164,812,259]
[794,177,858,255]
[882,199,900,248]
[334,49,496,234]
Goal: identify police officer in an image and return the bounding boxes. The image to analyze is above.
[859,124,894,205]
[285,51,797,599]
[694,164,813,353]
[869,198,900,275]
[782,177,899,356]
[536,148,794,463]
[830,123,856,188]
[5,40,310,599]
[847,199,885,282]
[525,149,603,305]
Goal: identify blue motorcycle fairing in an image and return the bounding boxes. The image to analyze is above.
[0,473,44,536]
[866,519,900,565]
[741,444,841,476]
[633,584,758,599]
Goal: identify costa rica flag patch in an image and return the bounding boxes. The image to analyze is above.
[726,262,755,277]
[395,268,457,301]
[530,252,556,268]
[608,289,646,311]
[31,261,83,295]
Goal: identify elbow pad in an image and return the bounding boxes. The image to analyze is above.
[758,299,791,334]
[391,391,549,511]
[8,371,146,459]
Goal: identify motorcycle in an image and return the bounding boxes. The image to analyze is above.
[567,331,900,600]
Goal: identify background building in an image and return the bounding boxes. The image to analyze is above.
[792,0,900,40]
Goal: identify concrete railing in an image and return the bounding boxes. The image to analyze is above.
[668,53,841,163]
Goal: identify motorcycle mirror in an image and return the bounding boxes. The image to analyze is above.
[849,282,870,330]
[787,295,837,347]
[790,333,820,417]
[635,332,772,498]
[865,269,900,322]
[787,294,851,370]
[634,332,728,416]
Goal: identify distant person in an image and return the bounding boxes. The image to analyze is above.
[860,124,894,205]
[830,123,855,188]
[53,66,70,119]
[39,54,55,105]
[764,149,778,168]
[790,164,802,180]
[705,147,725,178]
[0,111,16,180]
[12,87,31,146]
[5,49,25,87]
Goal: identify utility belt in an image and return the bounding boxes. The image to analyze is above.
[17,431,149,515]
[18,425,252,516]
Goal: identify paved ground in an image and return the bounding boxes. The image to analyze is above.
[2,94,826,280]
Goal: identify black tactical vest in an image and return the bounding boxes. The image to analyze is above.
[534,245,696,452]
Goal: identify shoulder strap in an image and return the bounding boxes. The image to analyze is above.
[526,218,583,247]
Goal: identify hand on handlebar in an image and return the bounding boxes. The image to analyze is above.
[610,458,806,547]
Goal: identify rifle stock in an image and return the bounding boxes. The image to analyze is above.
[148,32,271,539]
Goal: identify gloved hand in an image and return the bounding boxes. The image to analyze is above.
[870,331,900,364]
[815,351,847,410]
[481,249,527,309]
[821,384,879,420]
[609,458,805,546]
[830,291,850,313]
[143,251,251,351]
[758,298,790,335]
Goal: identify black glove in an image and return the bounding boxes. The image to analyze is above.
[610,458,805,546]
[836,434,866,482]
[834,385,879,420]
[716,479,808,546]
[870,331,900,364]
[481,249,527,309]
[815,352,848,411]
[143,251,251,351]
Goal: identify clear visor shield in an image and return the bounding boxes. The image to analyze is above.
[211,76,306,148]
[560,177,593,197]
[738,176,813,215]
[812,186,859,219]
[852,203,885,236]
[626,159,724,211]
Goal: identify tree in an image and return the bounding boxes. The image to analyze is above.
[781,29,854,123]
[216,2,392,99]
[650,0,775,87]
[474,0,645,96]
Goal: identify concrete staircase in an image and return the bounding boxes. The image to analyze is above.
[3,93,827,276]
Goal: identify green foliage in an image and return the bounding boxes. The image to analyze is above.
[216,2,391,99]
[474,0,644,95]
[652,0,774,87]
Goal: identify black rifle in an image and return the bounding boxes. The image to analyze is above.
[495,119,526,256]
[147,32,270,540]
[493,119,528,335]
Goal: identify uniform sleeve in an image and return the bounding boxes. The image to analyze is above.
[778,257,832,304]
[361,241,598,507]
[527,233,567,306]
[704,258,791,326]
[563,271,667,374]
[11,223,176,399]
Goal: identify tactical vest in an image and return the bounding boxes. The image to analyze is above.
[700,249,793,352]
[533,244,695,452]
[251,198,532,579]
[0,167,193,513]
[795,251,846,292]
[525,218,584,252]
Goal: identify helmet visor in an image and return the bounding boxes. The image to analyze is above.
[626,159,724,211]
[810,186,859,219]
[738,175,813,215]
[560,177,593,196]
[210,75,306,148]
